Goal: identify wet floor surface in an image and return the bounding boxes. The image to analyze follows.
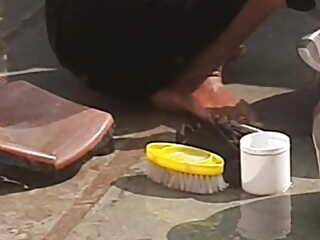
[0,1,320,239]
[167,193,320,240]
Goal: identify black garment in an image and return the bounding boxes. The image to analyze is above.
[46,0,247,98]
[287,0,316,11]
[45,0,315,99]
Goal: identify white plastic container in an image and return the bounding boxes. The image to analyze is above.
[240,131,291,195]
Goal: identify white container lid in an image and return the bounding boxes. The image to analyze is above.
[240,131,290,155]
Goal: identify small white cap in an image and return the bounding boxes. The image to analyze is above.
[240,131,290,156]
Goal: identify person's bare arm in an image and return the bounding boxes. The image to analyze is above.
[176,0,287,92]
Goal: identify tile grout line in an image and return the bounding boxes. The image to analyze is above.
[43,141,144,240]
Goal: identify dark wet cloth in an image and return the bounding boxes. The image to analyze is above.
[45,0,315,98]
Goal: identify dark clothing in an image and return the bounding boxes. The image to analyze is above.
[287,0,316,11]
[46,0,247,98]
[45,0,315,98]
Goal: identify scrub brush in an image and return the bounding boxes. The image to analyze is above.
[145,142,229,194]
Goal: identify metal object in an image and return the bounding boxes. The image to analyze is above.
[297,28,320,176]
[297,29,320,72]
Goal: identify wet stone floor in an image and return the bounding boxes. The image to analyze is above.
[0,0,320,239]
[167,193,320,240]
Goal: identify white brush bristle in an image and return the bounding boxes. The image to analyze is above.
[145,161,229,194]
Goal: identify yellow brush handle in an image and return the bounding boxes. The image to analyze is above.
[146,143,224,176]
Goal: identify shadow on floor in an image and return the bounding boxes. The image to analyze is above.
[0,163,81,195]
[113,175,255,204]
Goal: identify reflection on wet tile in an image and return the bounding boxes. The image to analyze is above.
[0,0,44,36]
[167,193,320,240]
[237,197,292,240]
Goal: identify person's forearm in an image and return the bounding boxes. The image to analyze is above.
[214,0,286,57]
[180,0,286,91]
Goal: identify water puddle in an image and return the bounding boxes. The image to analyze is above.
[167,193,320,240]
